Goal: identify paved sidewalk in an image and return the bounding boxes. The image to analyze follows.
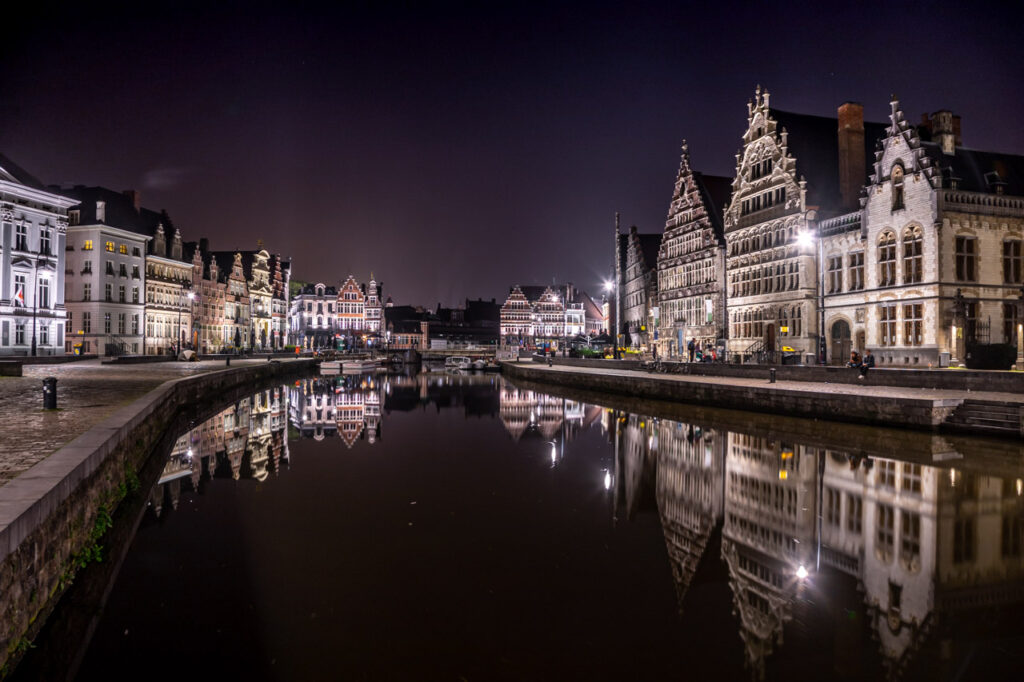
[513,361,1024,404]
[0,358,270,486]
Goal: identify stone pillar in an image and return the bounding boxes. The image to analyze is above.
[1,206,12,301]
[56,232,67,305]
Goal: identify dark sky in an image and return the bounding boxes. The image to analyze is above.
[3,0,1023,306]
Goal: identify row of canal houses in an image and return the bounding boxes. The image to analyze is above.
[288,277,384,350]
[0,160,292,356]
[618,88,1024,366]
[498,283,606,349]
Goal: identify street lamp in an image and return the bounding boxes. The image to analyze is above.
[30,245,43,357]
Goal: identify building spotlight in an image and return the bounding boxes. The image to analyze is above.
[796,565,808,580]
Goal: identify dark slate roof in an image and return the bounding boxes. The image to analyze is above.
[0,153,49,191]
[57,185,166,238]
[298,283,338,296]
[618,233,628,273]
[384,305,425,334]
[919,143,1024,196]
[519,285,551,303]
[465,298,500,324]
[770,110,888,212]
[695,173,732,237]
[637,233,661,271]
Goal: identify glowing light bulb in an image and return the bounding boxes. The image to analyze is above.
[796,565,808,580]
[603,471,612,490]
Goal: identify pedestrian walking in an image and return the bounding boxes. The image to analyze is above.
[859,349,875,379]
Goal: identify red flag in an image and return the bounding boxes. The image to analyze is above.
[13,285,24,307]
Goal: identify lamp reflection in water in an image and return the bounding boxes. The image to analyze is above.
[603,469,612,491]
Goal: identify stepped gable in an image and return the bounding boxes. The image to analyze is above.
[695,173,732,235]
[769,109,887,211]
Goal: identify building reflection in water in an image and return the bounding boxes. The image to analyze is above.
[147,375,1024,680]
[151,384,290,515]
[606,399,1024,680]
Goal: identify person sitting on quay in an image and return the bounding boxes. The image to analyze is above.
[846,351,861,368]
[859,349,875,379]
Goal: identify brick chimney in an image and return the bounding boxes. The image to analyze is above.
[122,189,141,211]
[837,102,865,211]
[928,110,960,155]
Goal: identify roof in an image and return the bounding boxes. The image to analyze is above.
[637,233,661,271]
[0,153,49,191]
[770,110,888,211]
[919,142,1024,196]
[58,185,167,238]
[695,173,732,237]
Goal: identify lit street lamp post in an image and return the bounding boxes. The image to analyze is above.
[797,228,825,364]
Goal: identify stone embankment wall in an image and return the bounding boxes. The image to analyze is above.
[503,362,961,430]
[538,357,1024,392]
[0,359,316,677]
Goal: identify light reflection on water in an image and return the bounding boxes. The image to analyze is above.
[88,372,1024,680]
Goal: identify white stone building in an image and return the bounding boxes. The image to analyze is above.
[0,155,76,356]
[820,100,1024,367]
[144,222,192,355]
[62,187,154,356]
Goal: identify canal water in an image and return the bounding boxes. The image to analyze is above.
[18,371,1024,681]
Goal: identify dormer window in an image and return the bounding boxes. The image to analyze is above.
[96,201,106,222]
[891,164,905,211]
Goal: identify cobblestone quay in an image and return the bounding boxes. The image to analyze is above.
[0,358,316,676]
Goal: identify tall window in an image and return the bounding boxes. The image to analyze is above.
[954,517,975,563]
[118,285,125,303]
[827,256,843,294]
[83,239,94,250]
[877,505,895,559]
[846,495,863,534]
[1004,240,1023,284]
[848,252,864,291]
[40,229,51,255]
[878,231,897,286]
[902,227,923,283]
[118,314,126,335]
[15,224,28,250]
[879,304,897,346]
[903,303,923,346]
[901,511,921,566]
[956,236,977,281]
[83,312,91,333]
[891,164,905,211]
[119,244,127,254]
[39,279,50,308]
[1004,302,1020,345]
[132,287,139,303]
[878,460,897,488]
[1003,514,1023,558]
[105,241,114,252]
[826,488,841,527]
[105,283,112,302]
[104,313,111,334]
[15,322,25,345]
[901,463,922,493]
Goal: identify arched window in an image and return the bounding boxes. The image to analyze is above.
[891,164,905,211]
[878,231,897,286]
[902,226,923,284]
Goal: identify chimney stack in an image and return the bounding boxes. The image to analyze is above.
[122,189,140,211]
[837,102,865,211]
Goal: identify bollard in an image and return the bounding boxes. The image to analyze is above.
[226,356,231,367]
[42,377,58,409]
[769,367,776,384]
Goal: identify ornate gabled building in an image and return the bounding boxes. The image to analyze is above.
[621,225,661,350]
[1,155,75,357]
[143,215,192,355]
[656,141,732,359]
[820,99,1024,367]
[270,255,290,349]
[208,250,252,350]
[337,274,365,346]
[500,285,534,343]
[364,274,383,335]
[724,87,887,362]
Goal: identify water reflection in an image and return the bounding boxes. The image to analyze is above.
[115,376,1024,680]
[605,398,1024,680]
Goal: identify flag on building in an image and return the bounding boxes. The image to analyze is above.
[13,285,25,307]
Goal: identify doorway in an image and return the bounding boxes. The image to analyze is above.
[765,324,776,353]
[830,320,851,365]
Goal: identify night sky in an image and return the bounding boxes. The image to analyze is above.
[3,1,1023,306]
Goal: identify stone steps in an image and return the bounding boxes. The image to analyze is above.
[945,400,1022,437]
